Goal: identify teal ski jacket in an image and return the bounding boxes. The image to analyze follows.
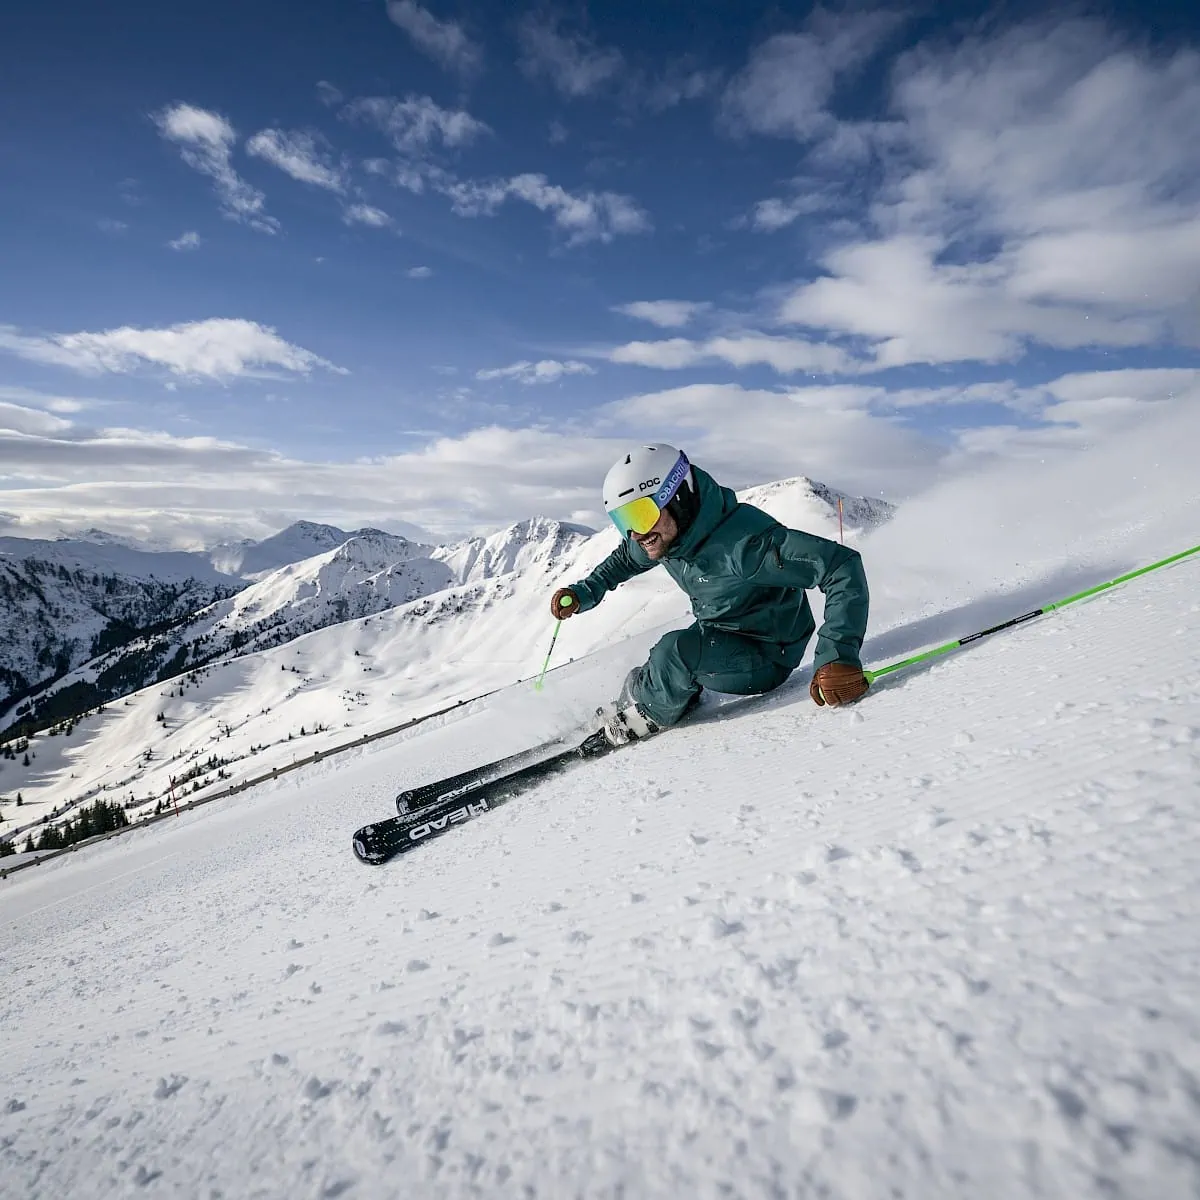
[568,466,869,671]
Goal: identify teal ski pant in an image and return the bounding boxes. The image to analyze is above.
[625,623,806,728]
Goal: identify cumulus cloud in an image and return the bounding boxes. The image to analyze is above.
[748,188,839,232]
[0,318,346,381]
[343,203,392,227]
[766,17,1200,367]
[407,266,433,278]
[169,231,202,251]
[345,91,648,246]
[721,9,904,140]
[515,14,715,112]
[610,334,858,375]
[2,367,1193,544]
[605,381,940,500]
[245,129,345,191]
[476,359,595,385]
[614,300,710,329]
[517,14,624,98]
[782,235,1159,367]
[155,103,279,234]
[386,0,481,76]
[316,80,344,107]
[445,172,650,244]
[342,95,490,153]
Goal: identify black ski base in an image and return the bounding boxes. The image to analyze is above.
[395,737,568,814]
[353,731,613,866]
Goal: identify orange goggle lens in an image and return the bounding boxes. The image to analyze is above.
[609,495,662,537]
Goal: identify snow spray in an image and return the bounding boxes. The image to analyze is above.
[865,543,1200,685]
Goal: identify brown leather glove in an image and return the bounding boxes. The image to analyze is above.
[550,587,580,620]
[810,661,870,707]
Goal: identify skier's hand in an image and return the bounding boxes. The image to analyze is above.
[810,661,869,707]
[550,588,579,620]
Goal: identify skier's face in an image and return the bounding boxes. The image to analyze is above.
[632,507,678,560]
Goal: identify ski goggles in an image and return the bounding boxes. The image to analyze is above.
[607,451,691,538]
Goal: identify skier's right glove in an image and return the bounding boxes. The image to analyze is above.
[550,588,580,620]
[810,661,869,707]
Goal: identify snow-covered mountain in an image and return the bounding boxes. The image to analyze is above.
[1,515,601,737]
[741,475,894,536]
[0,538,243,712]
[1,403,1197,1200]
[0,521,429,721]
[0,476,881,815]
[209,520,365,579]
[432,516,597,584]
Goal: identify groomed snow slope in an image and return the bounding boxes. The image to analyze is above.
[2,550,1198,1199]
[1,406,1198,1199]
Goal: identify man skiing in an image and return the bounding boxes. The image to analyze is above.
[551,444,870,747]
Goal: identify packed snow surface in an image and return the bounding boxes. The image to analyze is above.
[1,407,1198,1199]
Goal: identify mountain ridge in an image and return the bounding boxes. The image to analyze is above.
[0,479,890,741]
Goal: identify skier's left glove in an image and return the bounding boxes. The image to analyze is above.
[810,662,869,707]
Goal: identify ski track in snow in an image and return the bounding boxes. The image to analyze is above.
[2,560,1199,1199]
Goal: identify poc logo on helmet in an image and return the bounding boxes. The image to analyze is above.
[638,477,661,492]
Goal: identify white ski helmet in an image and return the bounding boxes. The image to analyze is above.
[602,444,696,537]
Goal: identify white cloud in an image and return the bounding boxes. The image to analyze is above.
[0,401,75,437]
[98,218,129,236]
[770,18,1200,367]
[407,266,433,279]
[605,382,940,501]
[721,10,904,140]
[748,189,837,232]
[348,97,647,246]
[782,235,1160,367]
[0,385,96,414]
[476,360,596,385]
[517,14,623,98]
[155,103,279,234]
[614,300,710,329]
[510,174,649,242]
[607,338,698,370]
[0,318,346,381]
[445,173,650,245]
[386,0,481,76]
[2,367,1193,544]
[343,203,392,227]
[342,95,489,153]
[169,231,202,251]
[245,129,345,192]
[610,334,858,375]
[316,80,344,107]
[636,63,722,112]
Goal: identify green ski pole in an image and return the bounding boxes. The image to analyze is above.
[864,543,1200,685]
[534,594,574,690]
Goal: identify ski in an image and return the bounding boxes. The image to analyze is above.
[395,736,570,814]
[354,731,612,865]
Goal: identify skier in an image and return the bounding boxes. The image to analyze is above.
[551,444,870,747]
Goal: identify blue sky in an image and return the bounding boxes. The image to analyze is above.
[2,0,1198,546]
